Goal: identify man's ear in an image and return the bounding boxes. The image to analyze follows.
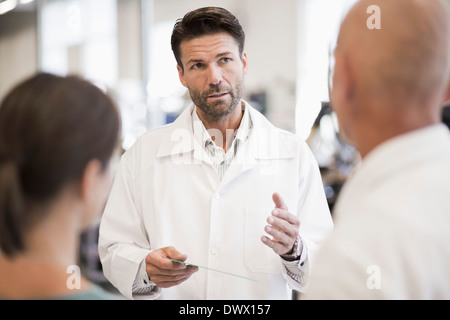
[177,64,188,88]
[444,80,450,104]
[330,50,358,145]
[241,52,248,76]
[331,52,353,111]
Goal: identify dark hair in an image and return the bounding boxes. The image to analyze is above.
[0,72,121,257]
[171,6,246,70]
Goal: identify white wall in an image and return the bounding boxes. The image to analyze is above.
[117,0,142,81]
[0,12,38,101]
[242,0,298,132]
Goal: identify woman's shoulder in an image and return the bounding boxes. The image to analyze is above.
[56,285,124,300]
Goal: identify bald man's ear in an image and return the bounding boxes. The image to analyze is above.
[444,80,450,104]
[331,52,354,111]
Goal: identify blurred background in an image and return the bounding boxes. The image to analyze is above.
[1,0,449,294]
[0,0,367,141]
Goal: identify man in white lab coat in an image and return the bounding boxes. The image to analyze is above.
[99,7,333,300]
[303,0,450,299]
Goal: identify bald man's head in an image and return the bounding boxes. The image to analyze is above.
[331,0,450,156]
[338,0,450,104]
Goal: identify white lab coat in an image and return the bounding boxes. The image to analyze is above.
[304,124,450,299]
[99,102,333,300]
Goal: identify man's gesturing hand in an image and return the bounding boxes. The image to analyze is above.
[261,193,300,255]
[145,246,198,288]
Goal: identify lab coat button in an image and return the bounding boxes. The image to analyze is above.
[214,193,220,199]
[211,248,217,254]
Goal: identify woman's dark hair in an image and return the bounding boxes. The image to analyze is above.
[171,6,246,70]
[0,72,121,257]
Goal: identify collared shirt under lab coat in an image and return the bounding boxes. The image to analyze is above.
[304,124,450,299]
[98,101,333,300]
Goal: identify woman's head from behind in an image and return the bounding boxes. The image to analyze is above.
[0,73,121,258]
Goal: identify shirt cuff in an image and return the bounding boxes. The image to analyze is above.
[132,258,156,294]
[280,236,309,290]
[280,236,304,263]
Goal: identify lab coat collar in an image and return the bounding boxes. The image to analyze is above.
[348,123,450,191]
[156,101,295,161]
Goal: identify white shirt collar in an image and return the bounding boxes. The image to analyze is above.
[192,101,251,152]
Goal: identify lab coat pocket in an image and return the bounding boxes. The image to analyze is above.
[244,206,281,274]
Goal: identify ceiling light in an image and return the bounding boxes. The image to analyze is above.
[0,0,18,15]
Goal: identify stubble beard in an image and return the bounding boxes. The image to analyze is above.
[189,77,245,123]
